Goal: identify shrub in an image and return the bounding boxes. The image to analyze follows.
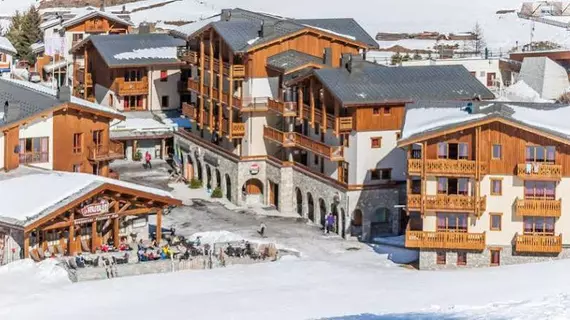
[211,187,223,198]
[189,178,203,189]
[133,150,142,161]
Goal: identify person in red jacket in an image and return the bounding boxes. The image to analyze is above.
[145,151,152,169]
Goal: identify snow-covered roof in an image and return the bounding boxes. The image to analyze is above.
[0,36,17,55]
[401,100,570,144]
[30,42,45,54]
[169,16,220,38]
[43,59,69,73]
[61,9,133,29]
[113,47,177,60]
[111,117,173,132]
[0,167,176,227]
[301,24,356,41]
[40,18,61,30]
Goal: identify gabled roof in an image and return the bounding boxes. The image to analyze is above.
[313,62,495,106]
[71,33,185,67]
[399,101,570,146]
[266,50,323,73]
[0,36,17,56]
[185,8,377,53]
[61,9,133,29]
[0,78,124,128]
[0,166,179,228]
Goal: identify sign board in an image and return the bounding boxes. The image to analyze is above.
[74,213,118,225]
[249,163,260,175]
[80,200,110,217]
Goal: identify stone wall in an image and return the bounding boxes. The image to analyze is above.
[347,188,402,241]
[419,246,570,270]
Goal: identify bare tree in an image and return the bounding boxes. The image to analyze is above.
[472,22,486,54]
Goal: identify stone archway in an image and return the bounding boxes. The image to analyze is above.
[307,193,315,222]
[331,203,339,234]
[215,169,221,189]
[242,178,264,205]
[225,174,232,201]
[319,198,327,227]
[196,159,203,181]
[206,165,212,189]
[295,188,303,217]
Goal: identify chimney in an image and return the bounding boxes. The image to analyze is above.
[57,86,72,102]
[341,53,352,71]
[138,22,151,34]
[323,48,332,66]
[258,20,275,38]
[221,9,232,21]
[100,0,105,12]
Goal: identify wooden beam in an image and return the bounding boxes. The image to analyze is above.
[321,89,327,130]
[156,209,163,242]
[119,208,154,216]
[228,66,234,139]
[24,232,29,259]
[91,220,97,253]
[218,36,223,134]
[209,28,215,130]
[298,86,303,121]
[334,100,340,137]
[310,78,315,128]
[113,217,119,247]
[68,212,75,255]
[118,201,132,213]
[43,220,72,232]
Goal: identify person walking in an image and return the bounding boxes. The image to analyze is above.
[145,151,152,169]
[258,222,266,238]
[326,213,335,234]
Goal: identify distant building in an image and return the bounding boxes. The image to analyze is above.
[0,36,16,75]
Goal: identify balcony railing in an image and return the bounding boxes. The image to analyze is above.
[516,163,562,181]
[408,159,487,176]
[182,103,197,119]
[515,198,562,217]
[405,230,486,251]
[114,79,148,96]
[178,50,198,64]
[231,65,246,78]
[267,99,297,117]
[514,233,562,254]
[407,194,486,212]
[88,141,124,161]
[85,21,106,33]
[338,117,353,132]
[263,126,343,161]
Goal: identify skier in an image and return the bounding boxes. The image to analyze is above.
[145,151,152,169]
[258,222,266,238]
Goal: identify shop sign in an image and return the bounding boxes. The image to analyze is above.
[80,200,110,217]
[249,163,260,175]
[75,213,118,225]
[204,153,219,167]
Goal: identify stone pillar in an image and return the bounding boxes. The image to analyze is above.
[279,166,295,216]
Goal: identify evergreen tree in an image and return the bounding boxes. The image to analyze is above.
[390,52,402,65]
[413,51,422,60]
[7,6,43,63]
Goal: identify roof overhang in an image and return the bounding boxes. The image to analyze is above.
[108,61,184,69]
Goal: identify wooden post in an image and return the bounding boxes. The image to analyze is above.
[309,78,315,128]
[321,91,327,131]
[83,47,88,100]
[41,231,47,252]
[199,34,205,127]
[113,218,120,247]
[161,138,166,159]
[218,37,223,134]
[209,29,215,129]
[298,86,303,120]
[228,68,234,139]
[334,100,340,136]
[68,212,75,255]
[421,141,427,216]
[156,209,163,243]
[24,232,29,259]
[91,220,97,253]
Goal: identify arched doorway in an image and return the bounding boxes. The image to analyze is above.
[295,188,303,216]
[319,198,326,227]
[242,178,264,205]
[215,169,221,189]
[225,174,232,201]
[351,209,363,237]
[340,208,346,238]
[307,193,314,222]
[331,203,339,234]
[206,165,212,189]
[196,159,203,181]
[185,155,194,181]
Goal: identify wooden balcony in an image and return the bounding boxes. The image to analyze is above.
[516,163,562,181]
[337,117,353,132]
[407,159,487,177]
[179,50,198,64]
[88,141,124,161]
[515,198,562,217]
[267,99,297,117]
[514,233,562,254]
[114,79,148,96]
[263,126,343,161]
[405,230,486,251]
[201,110,210,127]
[407,194,486,212]
[85,21,106,33]
[231,65,246,78]
[182,103,198,119]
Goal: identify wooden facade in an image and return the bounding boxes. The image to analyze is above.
[23,183,181,259]
[65,15,131,34]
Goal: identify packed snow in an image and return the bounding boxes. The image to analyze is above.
[111,117,173,132]
[502,80,552,102]
[302,24,357,41]
[509,103,570,138]
[401,106,486,140]
[0,36,16,55]
[113,47,177,60]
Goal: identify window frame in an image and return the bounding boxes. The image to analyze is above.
[161,95,169,108]
[370,137,382,149]
[383,106,391,115]
[436,213,468,232]
[490,248,501,266]
[457,252,467,266]
[72,133,83,154]
[436,251,446,265]
[160,70,168,82]
[73,164,81,172]
[490,178,502,196]
[19,137,49,164]
[372,107,380,115]
[370,169,380,180]
[489,213,502,231]
[492,144,502,159]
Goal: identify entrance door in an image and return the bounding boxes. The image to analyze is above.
[487,72,496,87]
[92,130,103,148]
[268,180,279,209]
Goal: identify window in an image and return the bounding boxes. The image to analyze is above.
[436,251,446,265]
[124,69,143,82]
[92,130,103,147]
[371,137,381,148]
[340,134,349,147]
[524,181,555,199]
[523,217,555,235]
[383,107,391,115]
[370,169,380,180]
[72,133,83,154]
[457,252,467,266]
[72,33,83,42]
[490,213,502,231]
[492,144,502,159]
[487,72,497,87]
[124,95,144,110]
[73,164,81,172]
[373,107,380,115]
[19,137,49,164]
[339,162,349,184]
[314,155,319,165]
[526,146,555,163]
[371,169,391,180]
[490,179,502,196]
[437,213,467,232]
[314,123,320,135]
[161,95,169,108]
[395,131,401,139]
[437,177,468,195]
[160,70,168,82]
[437,142,468,160]
[490,249,500,266]
[479,71,486,77]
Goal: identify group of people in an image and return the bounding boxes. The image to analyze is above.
[102,237,132,253]
[137,239,174,262]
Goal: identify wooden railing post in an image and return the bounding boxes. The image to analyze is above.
[209,29,215,130]
[298,86,304,120]
[199,35,205,128]
[309,78,315,128]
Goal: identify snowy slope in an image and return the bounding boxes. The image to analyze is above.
[4,253,570,319]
